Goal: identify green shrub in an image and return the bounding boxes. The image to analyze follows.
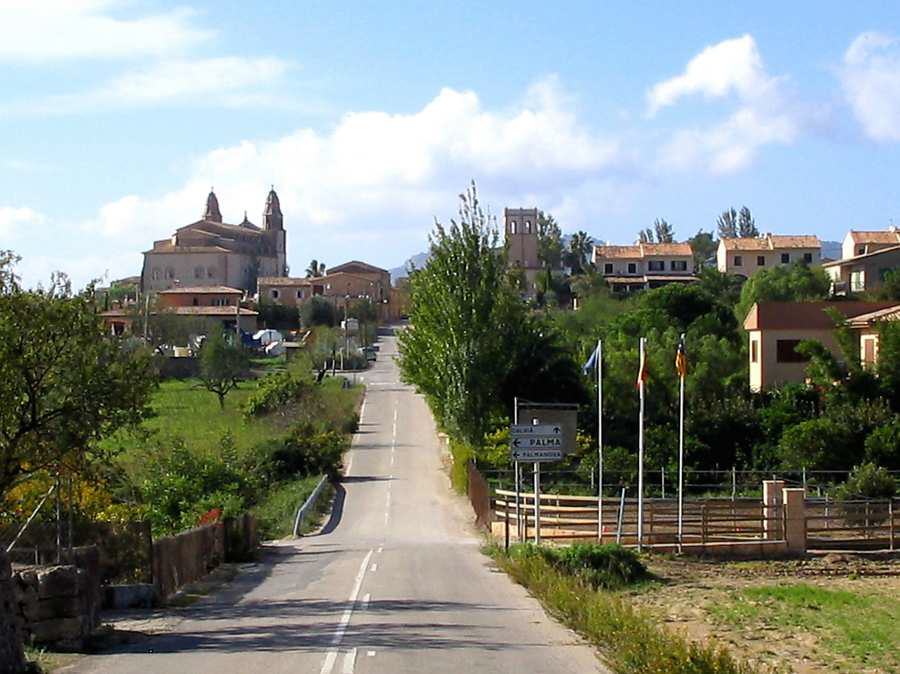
[864,420,900,469]
[252,475,327,540]
[448,439,474,493]
[493,547,755,674]
[244,369,313,417]
[835,463,897,500]
[273,422,346,479]
[510,543,648,590]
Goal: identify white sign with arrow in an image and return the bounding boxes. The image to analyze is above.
[509,424,564,461]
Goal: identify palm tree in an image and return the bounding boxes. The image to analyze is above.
[305,259,326,278]
[568,230,594,273]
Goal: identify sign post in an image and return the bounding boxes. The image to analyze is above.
[509,404,577,545]
[513,398,520,542]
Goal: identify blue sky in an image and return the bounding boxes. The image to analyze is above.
[2,1,900,288]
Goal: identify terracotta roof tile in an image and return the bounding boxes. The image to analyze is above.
[258,277,313,287]
[594,242,693,259]
[849,230,900,244]
[157,285,242,295]
[722,234,821,251]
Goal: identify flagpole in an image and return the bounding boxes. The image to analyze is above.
[597,338,603,541]
[637,337,645,551]
[677,333,686,550]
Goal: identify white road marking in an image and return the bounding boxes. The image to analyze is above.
[390,454,394,466]
[319,549,373,674]
[359,399,367,421]
[377,546,383,554]
[341,648,357,674]
[362,593,370,609]
[367,651,376,657]
[345,455,353,476]
[370,563,377,572]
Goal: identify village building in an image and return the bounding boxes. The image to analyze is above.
[592,242,695,292]
[824,245,900,295]
[141,189,287,294]
[257,260,396,321]
[841,227,900,259]
[743,300,899,391]
[717,234,821,277]
[100,286,258,335]
[504,207,555,298]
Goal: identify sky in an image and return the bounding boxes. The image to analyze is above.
[2,0,900,288]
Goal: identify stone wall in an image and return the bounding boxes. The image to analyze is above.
[11,546,101,650]
[152,523,225,600]
[0,550,26,674]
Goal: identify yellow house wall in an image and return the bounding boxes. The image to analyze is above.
[755,328,841,390]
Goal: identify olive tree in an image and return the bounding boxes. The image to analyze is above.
[0,252,157,496]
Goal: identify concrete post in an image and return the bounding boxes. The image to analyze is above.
[783,488,807,555]
[762,480,785,540]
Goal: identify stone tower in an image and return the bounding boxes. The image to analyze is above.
[504,207,539,269]
[204,189,223,223]
[263,187,287,275]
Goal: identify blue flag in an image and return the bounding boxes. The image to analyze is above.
[582,343,600,375]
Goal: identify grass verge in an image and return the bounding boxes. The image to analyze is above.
[708,582,900,672]
[252,475,335,540]
[489,544,759,674]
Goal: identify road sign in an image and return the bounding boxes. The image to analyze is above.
[509,435,563,450]
[511,448,563,462]
[509,424,562,437]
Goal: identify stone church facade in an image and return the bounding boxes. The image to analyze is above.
[141,189,287,294]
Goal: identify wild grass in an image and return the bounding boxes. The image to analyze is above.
[489,544,758,674]
[709,582,900,672]
[252,476,334,540]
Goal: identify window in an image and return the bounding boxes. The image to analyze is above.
[165,267,175,279]
[604,263,613,274]
[733,255,743,267]
[671,260,688,272]
[509,220,517,234]
[194,266,203,279]
[151,268,160,280]
[192,298,199,306]
[858,246,866,255]
[207,267,216,278]
[862,337,877,369]
[648,260,664,271]
[627,262,637,274]
[271,289,280,300]
[776,339,807,363]
[781,253,790,264]
[751,339,758,364]
[525,220,531,233]
[296,290,304,299]
[757,255,766,267]
[803,253,813,264]
[851,270,866,292]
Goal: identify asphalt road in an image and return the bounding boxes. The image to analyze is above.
[67,333,603,674]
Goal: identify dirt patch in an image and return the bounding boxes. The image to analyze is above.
[628,553,900,673]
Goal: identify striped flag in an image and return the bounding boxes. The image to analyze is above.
[675,337,688,378]
[635,340,648,388]
[582,342,600,375]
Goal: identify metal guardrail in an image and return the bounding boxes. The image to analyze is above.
[292,475,330,537]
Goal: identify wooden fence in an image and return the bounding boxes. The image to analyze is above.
[493,490,783,545]
[806,498,897,550]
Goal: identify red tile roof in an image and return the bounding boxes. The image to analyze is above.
[722,234,820,251]
[743,301,899,330]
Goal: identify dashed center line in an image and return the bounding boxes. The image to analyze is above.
[319,549,373,674]
[341,648,357,674]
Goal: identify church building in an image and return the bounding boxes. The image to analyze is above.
[141,188,288,294]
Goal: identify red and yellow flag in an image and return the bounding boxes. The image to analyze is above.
[675,338,688,379]
[636,342,648,388]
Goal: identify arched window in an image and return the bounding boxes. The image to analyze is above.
[510,221,517,234]
[525,220,531,233]
[271,289,280,300]
[151,268,160,281]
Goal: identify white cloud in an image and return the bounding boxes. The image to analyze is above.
[0,0,210,62]
[647,35,775,115]
[841,31,900,141]
[0,206,45,237]
[648,35,799,174]
[82,79,628,267]
[2,57,293,115]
